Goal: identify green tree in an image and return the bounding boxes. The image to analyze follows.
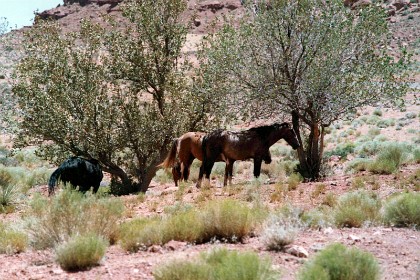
[199,0,409,180]
[13,0,217,194]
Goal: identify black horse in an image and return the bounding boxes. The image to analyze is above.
[48,157,103,195]
[197,122,300,187]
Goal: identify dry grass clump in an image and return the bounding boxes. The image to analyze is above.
[0,222,28,254]
[55,233,108,271]
[119,199,267,252]
[334,190,381,228]
[0,183,20,213]
[383,192,420,229]
[287,173,303,190]
[261,206,304,251]
[154,247,279,280]
[298,243,379,280]
[26,188,124,249]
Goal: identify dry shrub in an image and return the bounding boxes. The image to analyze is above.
[383,192,420,229]
[119,199,267,252]
[334,190,381,228]
[154,247,279,280]
[55,233,108,271]
[0,222,28,254]
[26,188,124,249]
[298,243,379,280]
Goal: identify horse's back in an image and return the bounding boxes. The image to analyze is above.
[179,132,206,161]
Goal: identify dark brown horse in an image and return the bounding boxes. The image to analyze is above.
[197,122,300,187]
[158,132,225,186]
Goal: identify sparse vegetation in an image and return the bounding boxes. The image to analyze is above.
[261,207,303,251]
[0,222,28,254]
[383,192,420,229]
[298,243,379,280]
[26,189,124,249]
[154,247,279,280]
[119,199,267,252]
[55,233,108,271]
[334,191,381,228]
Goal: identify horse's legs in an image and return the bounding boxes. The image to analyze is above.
[224,159,235,186]
[228,160,235,185]
[263,150,272,164]
[183,155,195,181]
[196,164,204,188]
[253,157,263,178]
[172,163,181,187]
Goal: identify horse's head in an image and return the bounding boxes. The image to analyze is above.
[278,122,300,150]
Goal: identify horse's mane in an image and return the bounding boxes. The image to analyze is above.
[248,122,290,134]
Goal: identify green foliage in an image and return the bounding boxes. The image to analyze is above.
[119,199,266,252]
[0,222,28,254]
[301,206,334,229]
[26,189,124,249]
[334,191,381,228]
[154,247,279,280]
[0,184,20,213]
[325,142,355,158]
[383,192,420,229]
[199,0,409,180]
[368,144,407,174]
[372,109,383,116]
[55,233,108,271]
[13,0,221,194]
[298,243,379,280]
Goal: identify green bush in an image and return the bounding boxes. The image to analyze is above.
[0,222,28,254]
[334,191,381,228]
[301,206,334,229]
[26,189,124,249]
[298,243,379,280]
[119,199,267,252]
[0,184,20,213]
[325,142,355,158]
[383,192,420,229]
[368,144,407,174]
[154,248,279,280]
[55,233,108,271]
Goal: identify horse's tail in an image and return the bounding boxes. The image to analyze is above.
[157,138,179,169]
[48,168,62,196]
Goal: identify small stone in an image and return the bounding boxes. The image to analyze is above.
[323,227,334,234]
[285,245,309,258]
[164,240,187,251]
[148,245,163,253]
[348,234,361,242]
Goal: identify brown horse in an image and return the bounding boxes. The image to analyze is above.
[158,132,225,186]
[197,122,300,188]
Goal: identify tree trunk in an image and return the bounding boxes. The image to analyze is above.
[291,110,323,180]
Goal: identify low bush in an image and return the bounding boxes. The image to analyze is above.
[301,206,334,229]
[154,247,279,280]
[368,144,407,174]
[26,189,124,249]
[261,206,303,251]
[55,233,108,271]
[334,191,381,228]
[119,199,267,252]
[383,192,420,229]
[324,142,355,158]
[0,184,20,213]
[298,243,379,280]
[287,173,303,190]
[0,222,28,254]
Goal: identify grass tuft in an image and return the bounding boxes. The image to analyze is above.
[55,233,108,271]
[298,243,379,280]
[334,191,381,228]
[154,247,279,280]
[383,192,420,229]
[0,222,28,254]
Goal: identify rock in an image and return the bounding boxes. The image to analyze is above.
[198,1,225,13]
[147,245,163,253]
[352,0,372,9]
[194,18,201,27]
[323,227,334,234]
[392,0,411,10]
[310,243,325,252]
[348,234,361,242]
[164,240,187,251]
[285,245,309,258]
